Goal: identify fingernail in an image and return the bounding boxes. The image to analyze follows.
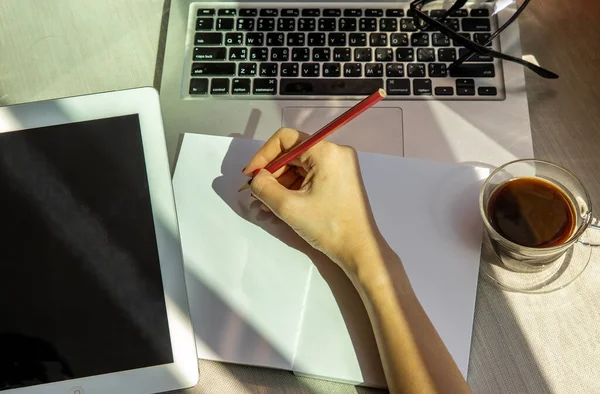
[242,166,247,173]
[250,193,256,199]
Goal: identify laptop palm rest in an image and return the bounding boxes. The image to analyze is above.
[282,107,404,157]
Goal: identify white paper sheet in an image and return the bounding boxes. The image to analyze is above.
[173,134,486,386]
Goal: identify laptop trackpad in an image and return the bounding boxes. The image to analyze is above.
[282,107,404,157]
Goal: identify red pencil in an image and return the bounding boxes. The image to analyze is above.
[239,88,387,192]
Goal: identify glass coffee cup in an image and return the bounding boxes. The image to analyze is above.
[480,159,599,273]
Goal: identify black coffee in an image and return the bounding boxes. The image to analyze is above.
[487,177,576,248]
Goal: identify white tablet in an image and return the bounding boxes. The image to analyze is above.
[0,88,198,394]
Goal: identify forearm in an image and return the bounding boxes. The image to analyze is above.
[345,236,471,394]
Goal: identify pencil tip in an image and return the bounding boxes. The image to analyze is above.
[238,182,251,192]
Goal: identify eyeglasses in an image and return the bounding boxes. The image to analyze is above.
[409,0,558,79]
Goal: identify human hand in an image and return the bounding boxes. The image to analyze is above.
[242,128,383,272]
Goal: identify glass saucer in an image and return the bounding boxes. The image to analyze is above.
[479,233,593,294]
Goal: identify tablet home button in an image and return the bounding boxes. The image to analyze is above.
[69,387,84,394]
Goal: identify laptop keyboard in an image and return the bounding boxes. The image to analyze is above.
[184,2,504,100]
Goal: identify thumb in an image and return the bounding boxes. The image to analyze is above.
[250,169,295,216]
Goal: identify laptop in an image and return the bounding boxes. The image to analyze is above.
[159,0,534,169]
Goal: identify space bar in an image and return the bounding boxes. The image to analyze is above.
[280,79,383,95]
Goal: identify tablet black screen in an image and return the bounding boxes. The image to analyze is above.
[0,115,173,390]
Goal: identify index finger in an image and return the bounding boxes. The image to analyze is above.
[242,128,310,176]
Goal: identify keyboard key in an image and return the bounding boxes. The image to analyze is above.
[323,9,342,17]
[407,63,426,77]
[370,33,388,46]
[257,18,275,31]
[312,48,331,61]
[458,48,493,61]
[278,18,296,31]
[443,18,460,31]
[196,18,214,31]
[281,63,299,77]
[239,9,257,17]
[292,48,310,61]
[298,18,316,31]
[191,62,236,76]
[302,63,320,77]
[245,33,264,46]
[189,78,209,94]
[225,33,243,45]
[260,63,278,77]
[390,33,409,46]
[428,63,447,77]
[339,18,357,31]
[329,33,347,46]
[323,63,341,77]
[471,8,490,17]
[432,32,450,46]
[260,9,278,16]
[457,86,475,95]
[473,33,493,46]
[462,18,491,31]
[266,32,285,46]
[271,47,290,61]
[211,78,229,94]
[435,86,454,95]
[280,78,383,95]
[344,63,362,77]
[349,33,367,46]
[354,48,372,62]
[195,32,222,45]
[302,9,320,16]
[386,63,404,77]
[253,78,277,94]
[396,48,414,61]
[218,9,236,16]
[438,48,456,61]
[413,79,432,95]
[417,48,435,62]
[376,48,394,62]
[250,47,269,61]
[453,33,472,46]
[430,9,447,18]
[386,79,410,95]
[319,18,337,31]
[288,33,306,46]
[450,9,468,17]
[197,9,215,16]
[400,18,418,31]
[365,63,383,77]
[359,18,378,31]
[449,64,495,77]
[366,9,383,17]
[282,9,300,17]
[344,9,362,17]
[229,47,247,60]
[232,78,251,94]
[478,86,498,96]
[238,63,257,76]
[411,33,429,46]
[237,18,255,31]
[194,47,226,61]
[308,33,326,46]
[380,18,398,32]
[216,18,235,31]
[456,78,475,87]
[386,9,404,17]
[333,48,351,61]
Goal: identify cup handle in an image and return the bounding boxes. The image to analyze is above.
[579,218,600,247]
